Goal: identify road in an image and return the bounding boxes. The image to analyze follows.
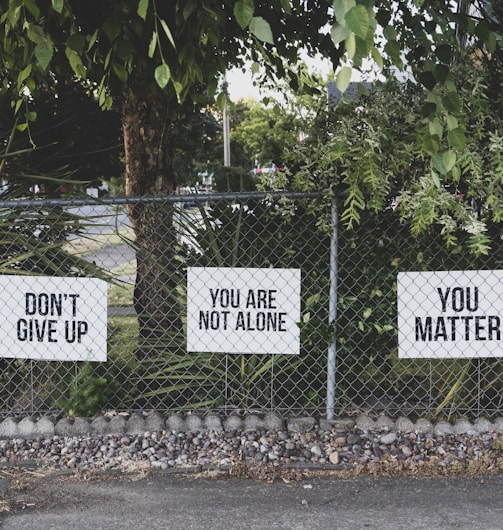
[1,471,502,529]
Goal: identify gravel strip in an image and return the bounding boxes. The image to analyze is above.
[1,422,502,477]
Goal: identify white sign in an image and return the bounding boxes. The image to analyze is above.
[187,267,301,354]
[397,270,503,359]
[0,276,107,362]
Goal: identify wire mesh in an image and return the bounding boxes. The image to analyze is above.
[0,192,501,420]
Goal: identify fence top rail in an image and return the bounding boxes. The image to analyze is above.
[0,191,324,209]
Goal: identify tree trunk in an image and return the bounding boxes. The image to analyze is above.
[122,86,183,359]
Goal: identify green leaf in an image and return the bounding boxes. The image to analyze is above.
[371,46,384,69]
[345,5,369,40]
[249,17,274,44]
[418,70,436,90]
[428,119,442,138]
[431,170,441,188]
[51,0,64,14]
[331,23,350,44]
[447,127,466,150]
[137,0,149,20]
[421,132,440,155]
[446,114,458,131]
[336,66,352,93]
[442,91,461,113]
[65,47,85,77]
[148,32,157,58]
[333,0,356,23]
[35,41,54,71]
[159,19,176,49]
[433,150,456,174]
[154,62,171,88]
[234,0,254,29]
[17,64,32,91]
[112,63,128,82]
[66,33,86,53]
[345,33,356,59]
[25,0,40,19]
[435,44,452,64]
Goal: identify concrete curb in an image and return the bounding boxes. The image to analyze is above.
[0,412,502,439]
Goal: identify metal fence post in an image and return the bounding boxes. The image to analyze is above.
[327,198,338,420]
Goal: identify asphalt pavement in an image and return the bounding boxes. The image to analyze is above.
[1,471,502,529]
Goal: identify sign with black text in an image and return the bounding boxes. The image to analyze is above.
[397,270,503,358]
[0,276,107,361]
[187,267,300,354]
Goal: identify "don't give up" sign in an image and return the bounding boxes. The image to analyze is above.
[0,275,107,362]
[187,267,301,355]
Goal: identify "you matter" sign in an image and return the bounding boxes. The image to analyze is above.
[397,270,503,358]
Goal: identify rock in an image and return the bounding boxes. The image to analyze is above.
[473,418,493,433]
[204,414,223,431]
[287,417,316,432]
[375,416,395,431]
[244,414,264,431]
[167,414,186,432]
[0,417,19,439]
[224,415,243,431]
[414,419,433,433]
[380,432,397,445]
[355,415,375,431]
[185,414,203,432]
[17,417,37,438]
[433,421,453,435]
[126,413,146,435]
[145,412,165,432]
[109,415,127,434]
[394,417,414,432]
[453,419,476,435]
[263,413,284,432]
[329,450,340,465]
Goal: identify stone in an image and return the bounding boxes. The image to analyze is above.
[263,413,284,432]
[34,416,56,438]
[185,414,204,432]
[108,415,127,434]
[55,418,76,436]
[204,414,223,431]
[414,419,434,433]
[473,418,494,433]
[90,416,111,434]
[17,417,37,438]
[126,413,147,435]
[145,412,165,432]
[433,421,454,435]
[224,415,243,431]
[395,417,415,433]
[453,419,476,435]
[0,417,19,439]
[375,416,395,431]
[355,415,375,431]
[244,414,264,431]
[167,414,186,432]
[380,432,397,445]
[287,417,316,432]
[329,450,340,465]
[492,417,503,432]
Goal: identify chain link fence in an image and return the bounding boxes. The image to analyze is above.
[0,192,501,420]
